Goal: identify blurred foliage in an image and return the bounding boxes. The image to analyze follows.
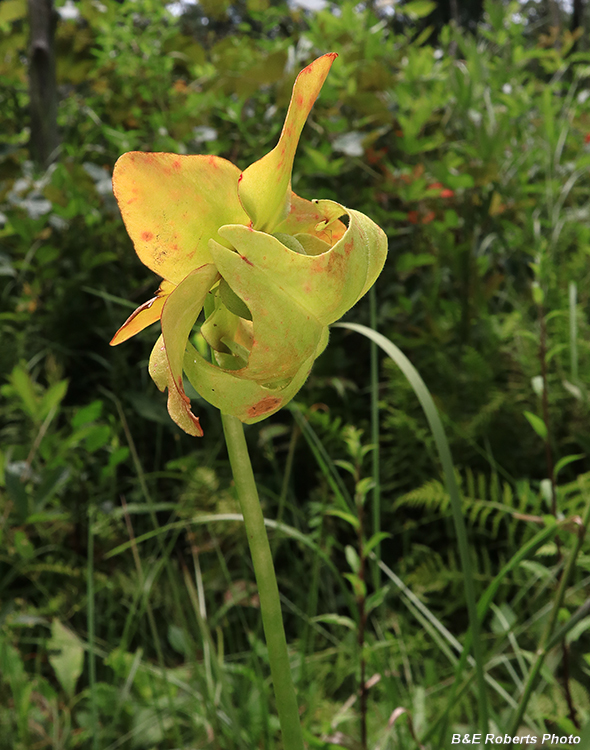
[1,0,590,746]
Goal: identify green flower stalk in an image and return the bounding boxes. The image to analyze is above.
[110,53,388,748]
[110,53,387,435]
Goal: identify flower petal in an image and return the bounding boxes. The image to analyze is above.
[274,191,347,245]
[149,335,204,437]
[183,338,324,424]
[208,238,324,382]
[238,53,337,232]
[113,153,249,284]
[157,263,221,435]
[110,282,175,346]
[217,203,387,326]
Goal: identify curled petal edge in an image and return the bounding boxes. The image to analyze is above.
[216,201,388,327]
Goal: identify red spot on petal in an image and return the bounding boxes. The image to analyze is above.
[247,396,282,418]
[241,255,254,266]
[173,159,182,171]
[142,231,154,241]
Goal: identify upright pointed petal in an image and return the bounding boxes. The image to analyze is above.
[113,153,249,284]
[157,263,220,435]
[238,53,337,232]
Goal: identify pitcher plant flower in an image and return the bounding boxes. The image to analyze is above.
[110,53,387,436]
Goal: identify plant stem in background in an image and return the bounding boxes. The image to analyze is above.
[538,303,577,723]
[569,282,578,381]
[221,413,305,750]
[507,497,590,739]
[356,486,368,750]
[87,508,98,750]
[335,323,489,738]
[538,305,557,515]
[369,285,381,592]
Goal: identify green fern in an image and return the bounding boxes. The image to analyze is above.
[394,469,546,540]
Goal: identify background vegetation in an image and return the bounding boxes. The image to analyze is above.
[1,0,590,747]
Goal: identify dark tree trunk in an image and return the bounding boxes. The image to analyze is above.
[572,0,586,51]
[572,0,584,29]
[28,0,59,168]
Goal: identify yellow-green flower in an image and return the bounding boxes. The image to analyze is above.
[110,53,387,436]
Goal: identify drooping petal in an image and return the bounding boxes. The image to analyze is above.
[110,281,175,346]
[238,53,337,233]
[157,263,221,435]
[216,203,388,326]
[208,238,324,382]
[149,335,204,437]
[113,153,249,284]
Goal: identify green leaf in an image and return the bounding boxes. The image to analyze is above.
[396,253,436,273]
[168,625,190,656]
[554,453,584,478]
[0,0,26,24]
[343,572,366,599]
[333,459,356,476]
[402,1,436,19]
[523,411,548,440]
[48,620,84,699]
[365,588,387,615]
[345,545,361,574]
[39,379,68,421]
[365,532,391,556]
[14,530,34,560]
[72,400,103,429]
[532,284,544,305]
[9,365,38,420]
[324,508,360,529]
[84,425,111,452]
[355,477,375,503]
[312,614,356,631]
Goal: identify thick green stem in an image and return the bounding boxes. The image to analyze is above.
[221,413,305,750]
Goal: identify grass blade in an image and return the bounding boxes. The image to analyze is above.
[334,322,488,736]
